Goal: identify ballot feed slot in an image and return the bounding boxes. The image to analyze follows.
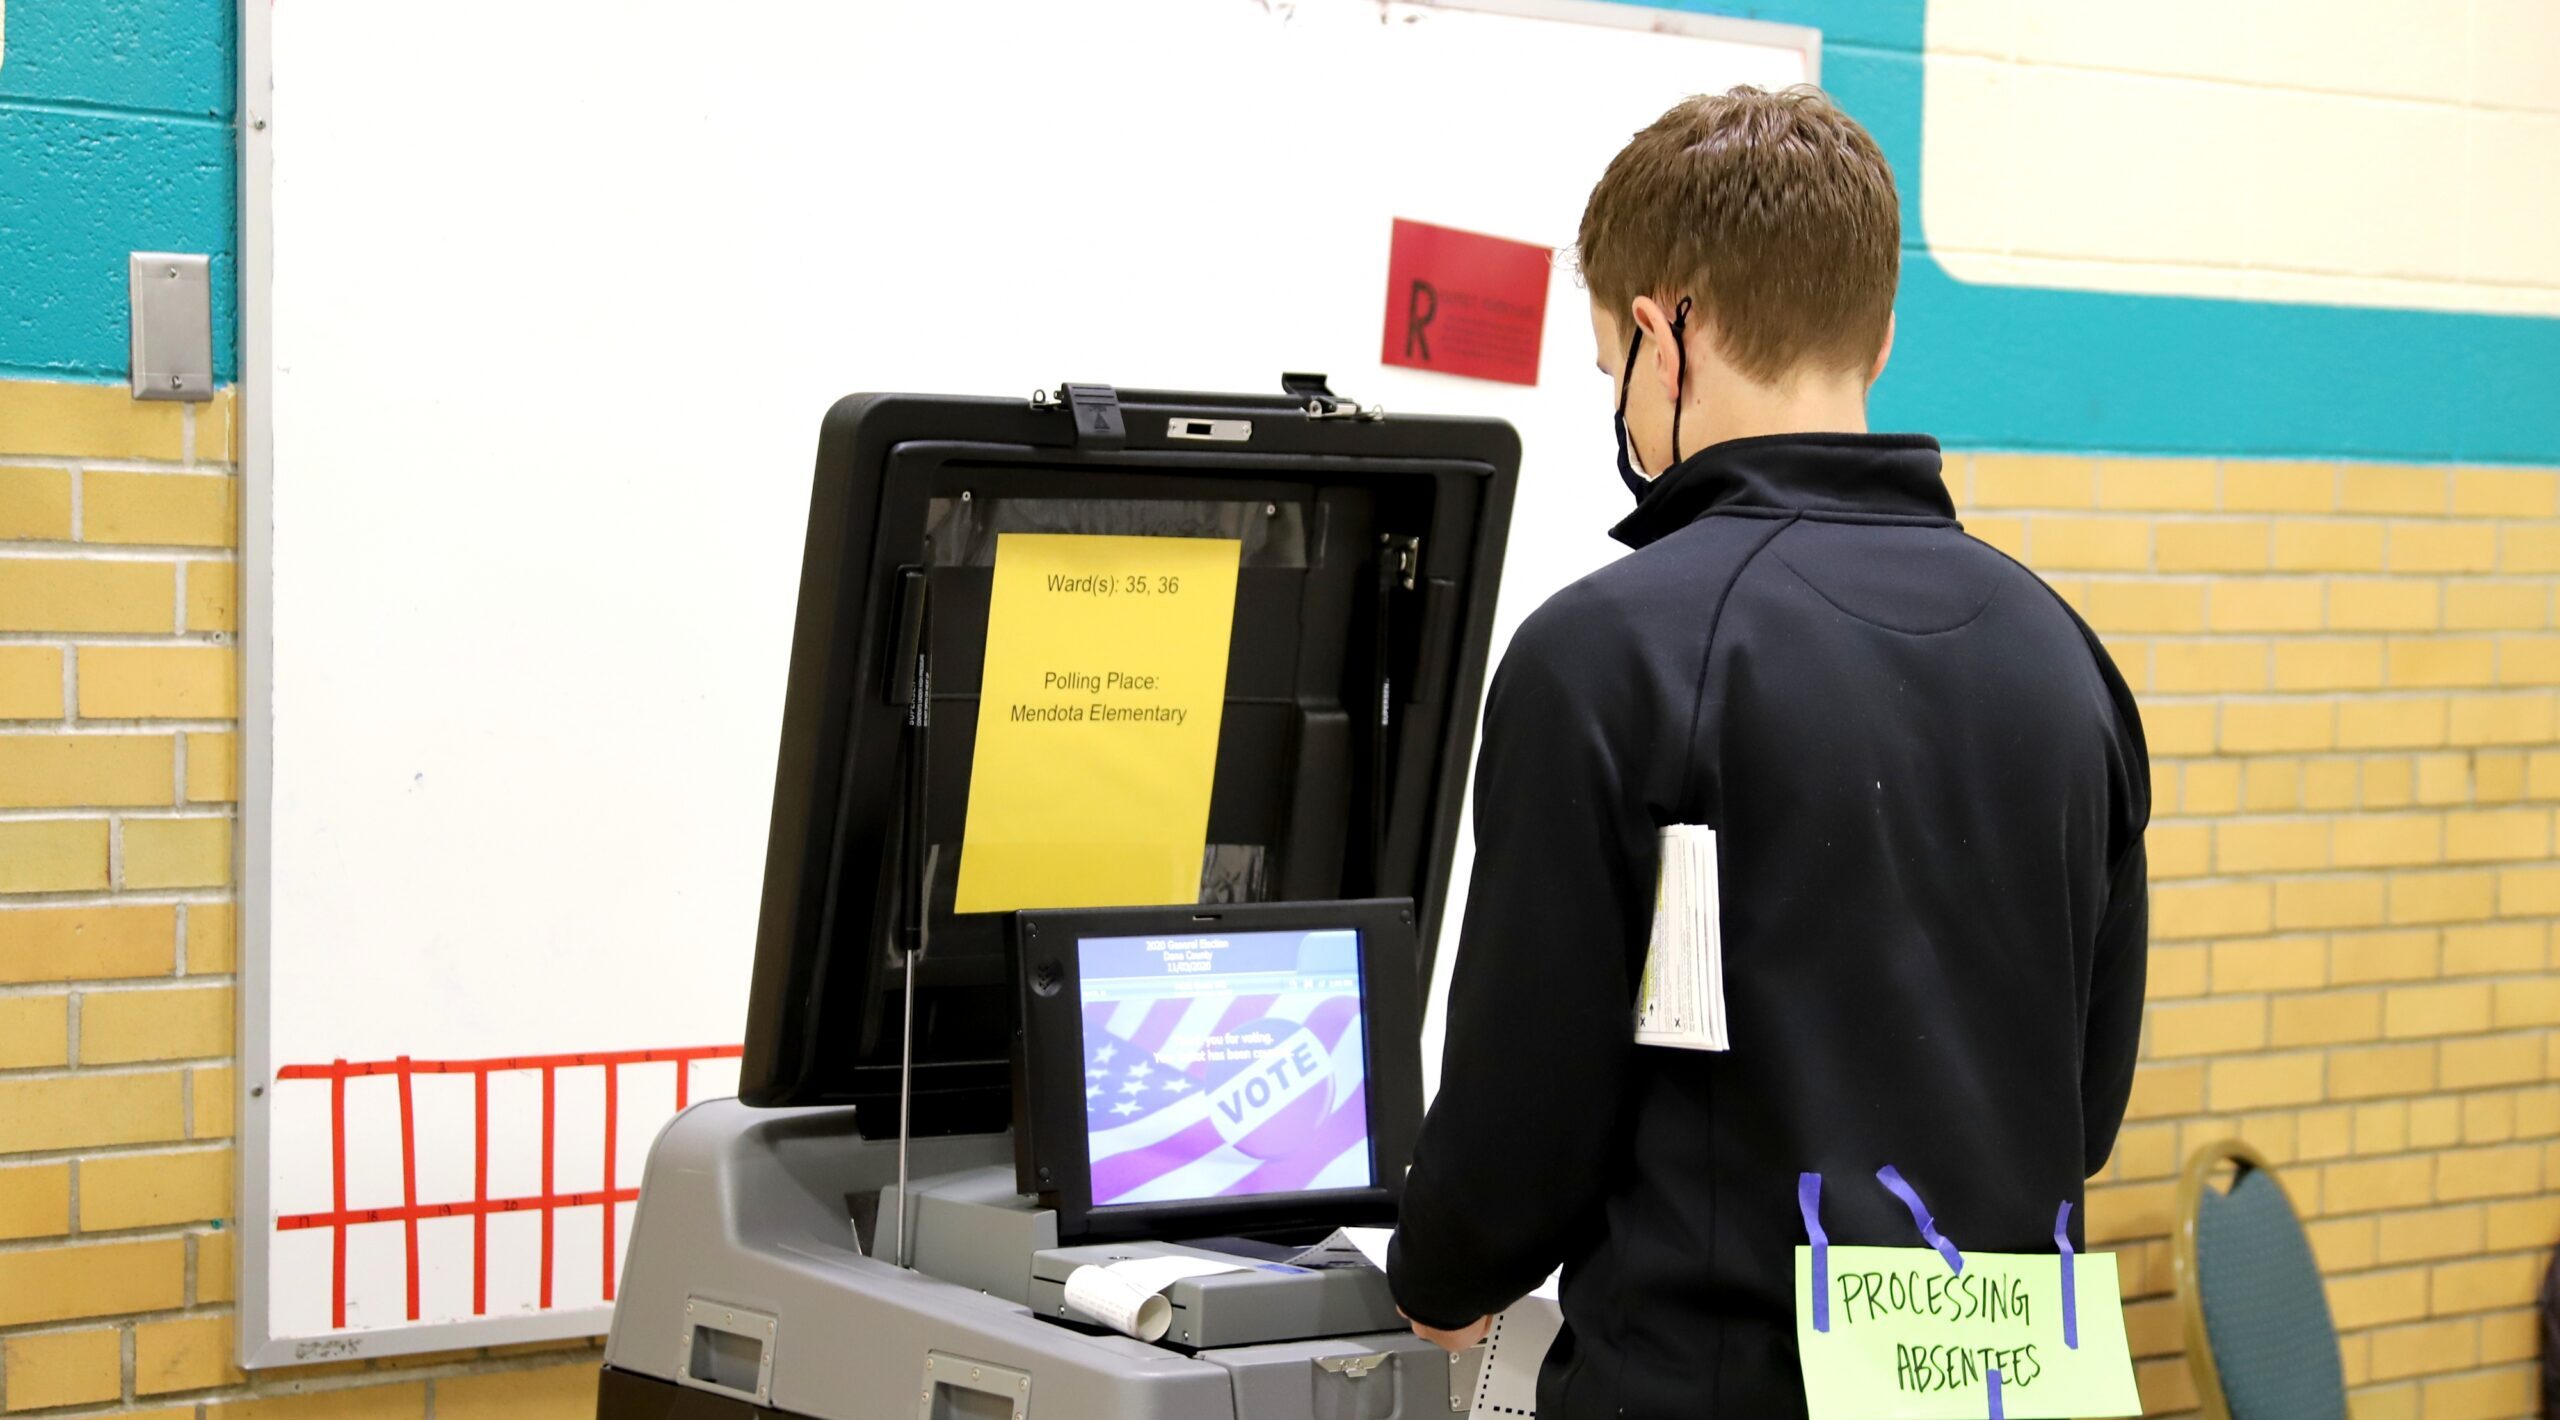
[923,493,1311,569]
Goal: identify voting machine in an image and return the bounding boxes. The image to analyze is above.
[599,382,1518,1419]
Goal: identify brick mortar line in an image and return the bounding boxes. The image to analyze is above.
[63,991,82,1080]
[0,548,243,564]
[0,806,237,817]
[0,810,236,827]
[0,889,235,908]
[5,1141,235,1172]
[120,1304,139,1407]
[0,1054,235,1082]
[0,457,236,476]
[1,1137,243,1169]
[0,979,235,1000]
[0,1231,236,1262]
[0,1306,241,1342]
[0,903,235,924]
[0,724,243,736]
[0,636,236,649]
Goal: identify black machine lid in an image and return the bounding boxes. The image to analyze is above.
[737,382,1519,1131]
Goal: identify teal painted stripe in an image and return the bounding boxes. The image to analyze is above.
[0,0,236,382]
[1624,0,2560,464]
[0,105,237,383]
[0,0,235,118]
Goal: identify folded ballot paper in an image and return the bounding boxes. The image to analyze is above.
[1294,1227,1563,1420]
[1635,823,1727,1051]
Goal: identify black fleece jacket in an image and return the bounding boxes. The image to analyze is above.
[1387,434,2149,1419]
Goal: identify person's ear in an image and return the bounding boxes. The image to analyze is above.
[1869,312,1896,386]
[1628,295,1680,404]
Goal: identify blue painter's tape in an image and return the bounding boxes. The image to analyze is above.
[1987,1367,2005,1420]
[2056,1201,2078,1350]
[1799,1172,1828,1333]
[1876,1165,1962,1274]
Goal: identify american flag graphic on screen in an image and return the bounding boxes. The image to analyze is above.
[1081,988,1372,1206]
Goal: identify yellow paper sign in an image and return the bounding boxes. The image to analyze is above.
[1795,1245,2140,1418]
[953,533,1242,914]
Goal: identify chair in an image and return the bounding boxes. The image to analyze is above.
[2174,1139,2348,1420]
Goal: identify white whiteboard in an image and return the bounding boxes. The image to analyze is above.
[239,0,1812,1364]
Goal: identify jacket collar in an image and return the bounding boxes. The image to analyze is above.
[1608,433,1954,550]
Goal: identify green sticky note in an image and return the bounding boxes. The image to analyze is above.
[1795,1245,2141,1418]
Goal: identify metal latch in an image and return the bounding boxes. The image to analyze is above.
[1282,371,1386,423]
[1316,1352,1389,1380]
[1032,383,1128,449]
[1383,534,1421,592]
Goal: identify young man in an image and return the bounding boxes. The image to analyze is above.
[1385,86,2150,1417]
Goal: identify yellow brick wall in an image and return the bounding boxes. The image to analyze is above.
[1960,452,2560,1420]
[0,380,599,1418]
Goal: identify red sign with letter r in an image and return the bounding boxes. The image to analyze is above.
[1380,218,1551,387]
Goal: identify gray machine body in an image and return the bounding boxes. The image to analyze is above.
[603,1098,1479,1420]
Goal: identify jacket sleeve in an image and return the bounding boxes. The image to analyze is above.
[2079,647,2151,1180]
[2081,836,2147,1177]
[1388,597,1655,1327]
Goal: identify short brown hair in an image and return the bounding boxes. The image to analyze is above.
[1576,85,1900,384]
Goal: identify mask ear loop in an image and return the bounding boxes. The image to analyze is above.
[1666,296,1694,469]
[1614,324,1646,491]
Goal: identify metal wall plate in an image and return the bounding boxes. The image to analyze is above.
[675,1298,777,1407]
[129,252,215,402]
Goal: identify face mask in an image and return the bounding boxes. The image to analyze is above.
[1613,296,1694,502]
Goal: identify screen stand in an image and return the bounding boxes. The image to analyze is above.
[891,570,934,1269]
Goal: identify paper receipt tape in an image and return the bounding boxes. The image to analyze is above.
[1060,1255,1246,1341]
[1063,1265,1174,1342]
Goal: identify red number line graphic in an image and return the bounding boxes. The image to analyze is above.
[540,1065,556,1311]
[602,1063,620,1304]
[397,1059,421,1322]
[275,1045,742,1329]
[472,1069,489,1317]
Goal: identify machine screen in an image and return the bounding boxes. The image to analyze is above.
[1075,928,1375,1207]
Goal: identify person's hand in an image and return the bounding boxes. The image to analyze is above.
[1400,1308,1493,1352]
